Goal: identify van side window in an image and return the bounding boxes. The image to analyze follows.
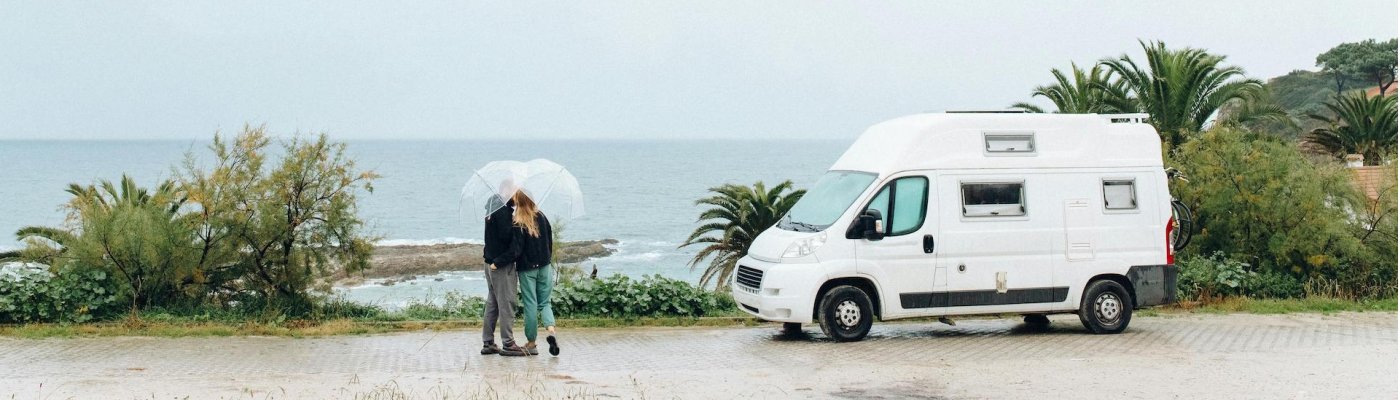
[961,182,1025,217]
[864,176,929,236]
[1103,179,1137,210]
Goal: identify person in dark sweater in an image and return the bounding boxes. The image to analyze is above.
[481,196,527,357]
[495,191,560,356]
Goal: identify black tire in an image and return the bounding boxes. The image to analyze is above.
[818,285,874,342]
[1079,280,1132,334]
[1022,314,1050,326]
[781,322,803,334]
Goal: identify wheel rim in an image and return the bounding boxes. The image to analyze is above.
[1095,292,1122,325]
[835,300,861,328]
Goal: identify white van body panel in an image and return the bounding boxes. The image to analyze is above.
[732,113,1175,325]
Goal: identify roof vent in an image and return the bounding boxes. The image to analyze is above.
[984,133,1036,153]
[946,110,1031,114]
[1099,113,1150,123]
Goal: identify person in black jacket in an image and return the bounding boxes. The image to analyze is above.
[481,194,527,357]
[496,191,560,356]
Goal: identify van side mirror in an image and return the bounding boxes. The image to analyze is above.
[846,210,885,241]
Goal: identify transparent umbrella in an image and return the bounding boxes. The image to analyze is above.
[459,159,585,224]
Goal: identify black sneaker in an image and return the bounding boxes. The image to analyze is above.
[480,344,499,355]
[546,335,560,356]
[498,344,527,357]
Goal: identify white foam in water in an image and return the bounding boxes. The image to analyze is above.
[611,250,666,262]
[375,237,482,247]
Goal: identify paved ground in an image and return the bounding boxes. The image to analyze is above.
[0,312,1395,399]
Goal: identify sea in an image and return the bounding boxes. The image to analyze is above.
[0,139,852,307]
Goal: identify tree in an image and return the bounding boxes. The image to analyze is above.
[1316,38,1398,95]
[6,126,380,317]
[12,175,195,309]
[1172,126,1372,281]
[1215,91,1296,133]
[178,125,380,308]
[1011,63,1133,114]
[681,181,804,291]
[1100,40,1273,149]
[1304,92,1398,165]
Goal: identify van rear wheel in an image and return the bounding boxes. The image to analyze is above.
[1079,279,1132,334]
[818,285,874,342]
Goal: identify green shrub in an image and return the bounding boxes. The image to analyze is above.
[1172,126,1391,297]
[553,274,735,318]
[0,264,124,323]
[1177,252,1255,300]
[313,296,389,320]
[1245,271,1306,299]
[398,291,485,320]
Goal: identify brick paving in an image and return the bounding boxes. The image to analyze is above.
[0,312,1394,399]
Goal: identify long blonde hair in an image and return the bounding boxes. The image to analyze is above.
[512,191,541,237]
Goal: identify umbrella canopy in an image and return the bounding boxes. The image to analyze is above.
[460,159,585,224]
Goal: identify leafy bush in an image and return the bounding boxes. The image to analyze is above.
[1172,126,1383,288]
[553,274,735,318]
[1177,252,1255,300]
[398,291,486,320]
[1245,271,1306,299]
[0,264,123,323]
[4,126,380,322]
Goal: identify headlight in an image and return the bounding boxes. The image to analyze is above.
[782,232,827,258]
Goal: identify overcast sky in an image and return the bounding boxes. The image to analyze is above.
[0,1,1395,140]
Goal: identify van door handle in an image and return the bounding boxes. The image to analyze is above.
[923,235,935,254]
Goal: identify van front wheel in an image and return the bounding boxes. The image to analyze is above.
[1079,279,1132,334]
[818,285,874,342]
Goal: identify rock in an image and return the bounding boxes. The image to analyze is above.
[333,239,618,286]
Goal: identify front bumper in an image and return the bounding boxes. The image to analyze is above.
[730,258,822,324]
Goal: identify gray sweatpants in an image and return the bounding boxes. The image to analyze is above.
[482,262,518,346]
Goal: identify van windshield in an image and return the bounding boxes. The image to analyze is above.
[777,171,877,232]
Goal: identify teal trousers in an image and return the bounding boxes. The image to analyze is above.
[518,264,556,342]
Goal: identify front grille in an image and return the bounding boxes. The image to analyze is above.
[735,265,763,291]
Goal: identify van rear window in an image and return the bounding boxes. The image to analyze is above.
[961,182,1025,217]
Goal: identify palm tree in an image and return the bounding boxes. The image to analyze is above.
[1100,40,1274,148]
[1305,92,1398,165]
[0,226,79,265]
[1011,63,1133,114]
[681,181,805,291]
[1215,92,1297,132]
[3,175,184,266]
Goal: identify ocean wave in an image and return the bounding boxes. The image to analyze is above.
[609,250,667,262]
[612,239,677,249]
[375,237,482,247]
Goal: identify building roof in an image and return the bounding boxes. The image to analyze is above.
[829,113,1164,176]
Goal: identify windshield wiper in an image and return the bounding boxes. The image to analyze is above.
[789,220,822,232]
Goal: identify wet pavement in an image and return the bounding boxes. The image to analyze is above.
[1,312,1395,399]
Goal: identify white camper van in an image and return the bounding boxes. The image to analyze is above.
[732,112,1177,341]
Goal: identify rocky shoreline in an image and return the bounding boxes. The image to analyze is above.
[334,239,618,286]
